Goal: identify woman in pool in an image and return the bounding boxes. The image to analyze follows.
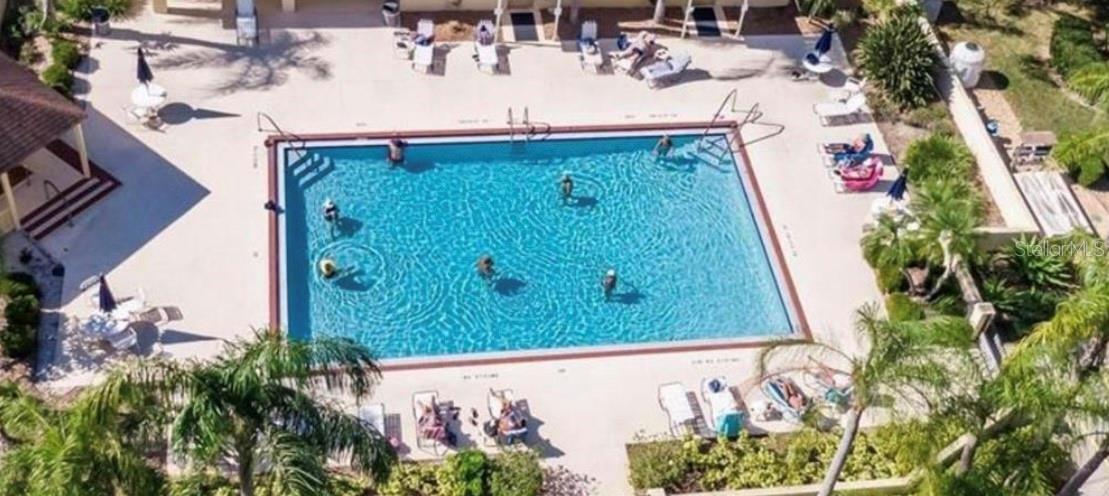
[318,258,339,279]
[654,135,673,156]
[387,137,408,164]
[560,173,574,203]
[476,254,496,281]
[602,268,617,299]
[322,198,339,223]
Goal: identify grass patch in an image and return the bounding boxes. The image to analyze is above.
[936,7,1106,138]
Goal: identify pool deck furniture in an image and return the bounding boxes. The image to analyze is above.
[487,388,531,446]
[800,51,833,80]
[830,156,883,193]
[700,377,746,438]
[474,19,500,74]
[813,92,868,126]
[413,390,455,454]
[640,51,692,89]
[659,382,702,437]
[578,20,603,73]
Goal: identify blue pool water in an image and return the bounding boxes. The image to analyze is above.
[282,134,793,359]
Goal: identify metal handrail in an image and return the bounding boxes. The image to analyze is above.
[508,107,516,143]
[257,112,308,153]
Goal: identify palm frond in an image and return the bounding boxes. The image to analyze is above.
[258,429,327,496]
[1069,63,1109,108]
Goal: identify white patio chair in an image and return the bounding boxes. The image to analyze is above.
[813,92,868,126]
[236,11,258,47]
[413,44,434,73]
[658,382,698,437]
[578,20,603,73]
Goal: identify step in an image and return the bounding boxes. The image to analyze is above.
[21,178,104,229]
[26,179,118,240]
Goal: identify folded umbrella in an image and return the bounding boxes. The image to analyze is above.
[887,171,908,201]
[814,28,834,56]
[98,274,117,313]
[137,48,154,85]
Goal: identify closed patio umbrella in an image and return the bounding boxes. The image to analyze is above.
[98,274,117,313]
[887,171,908,201]
[814,28,834,56]
[137,48,154,85]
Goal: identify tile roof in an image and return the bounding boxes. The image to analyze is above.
[0,52,86,173]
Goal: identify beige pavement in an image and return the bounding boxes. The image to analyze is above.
[39,2,891,492]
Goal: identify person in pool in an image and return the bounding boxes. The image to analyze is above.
[654,135,673,156]
[602,268,617,299]
[476,254,496,280]
[559,173,574,203]
[322,199,339,223]
[318,258,339,279]
[387,137,408,165]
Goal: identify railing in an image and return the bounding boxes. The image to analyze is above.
[507,106,545,143]
[257,112,309,160]
[42,179,74,227]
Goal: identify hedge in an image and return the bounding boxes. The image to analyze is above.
[41,62,74,97]
[1049,16,1105,79]
[51,39,81,69]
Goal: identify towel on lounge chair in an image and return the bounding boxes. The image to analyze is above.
[640,52,692,88]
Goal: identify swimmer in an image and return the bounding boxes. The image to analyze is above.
[476,254,495,280]
[560,173,574,203]
[318,258,339,279]
[322,199,339,223]
[602,268,617,299]
[654,135,673,156]
[387,137,408,165]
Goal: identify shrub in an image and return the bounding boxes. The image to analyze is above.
[877,263,906,294]
[41,62,74,97]
[903,133,975,185]
[903,102,953,133]
[1049,16,1104,79]
[59,0,134,20]
[51,39,80,69]
[0,273,41,300]
[798,0,836,19]
[438,449,488,496]
[627,440,687,491]
[885,293,924,322]
[488,451,542,496]
[1055,128,1109,186]
[1000,236,1075,291]
[1,323,36,359]
[1068,63,1109,108]
[379,462,442,496]
[5,294,40,329]
[855,8,938,109]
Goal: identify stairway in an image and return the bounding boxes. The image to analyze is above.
[22,140,122,240]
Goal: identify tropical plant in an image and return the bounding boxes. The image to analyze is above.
[1055,127,1109,186]
[0,381,166,495]
[757,304,974,496]
[902,133,975,185]
[911,177,983,299]
[91,329,396,496]
[1049,16,1104,79]
[998,235,1076,291]
[855,8,938,109]
[1069,63,1109,108]
[488,451,543,496]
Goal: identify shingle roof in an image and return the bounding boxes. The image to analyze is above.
[0,52,86,173]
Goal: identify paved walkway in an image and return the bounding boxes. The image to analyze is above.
[39,3,894,492]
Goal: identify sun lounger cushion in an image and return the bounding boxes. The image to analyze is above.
[659,383,695,424]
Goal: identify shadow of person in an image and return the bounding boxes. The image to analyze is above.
[333,217,363,237]
[398,160,435,174]
[658,156,697,173]
[334,268,372,292]
[567,196,598,208]
[608,290,644,305]
[493,277,527,296]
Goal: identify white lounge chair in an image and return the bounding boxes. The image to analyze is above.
[658,382,699,437]
[578,20,603,73]
[236,11,257,47]
[413,44,434,73]
[487,388,530,446]
[413,390,451,453]
[361,403,387,435]
[814,92,868,126]
[640,52,692,89]
[701,377,746,438]
[474,19,500,74]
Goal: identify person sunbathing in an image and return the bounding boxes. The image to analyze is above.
[835,160,877,180]
[476,24,495,46]
[613,31,655,69]
[781,380,807,411]
[824,134,870,155]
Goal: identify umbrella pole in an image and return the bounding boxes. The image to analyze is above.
[734,0,748,38]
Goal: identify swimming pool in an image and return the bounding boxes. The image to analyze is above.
[274,128,801,361]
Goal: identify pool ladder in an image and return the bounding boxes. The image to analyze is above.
[507,107,550,143]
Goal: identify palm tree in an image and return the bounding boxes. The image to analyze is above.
[911,177,983,300]
[93,329,396,496]
[1068,63,1109,108]
[757,304,975,496]
[0,381,166,495]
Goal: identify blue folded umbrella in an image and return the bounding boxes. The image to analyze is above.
[98,274,117,313]
[814,28,834,56]
[137,48,154,85]
[887,172,908,201]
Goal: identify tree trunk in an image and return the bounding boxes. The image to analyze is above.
[238,449,255,496]
[816,407,862,496]
[1057,436,1109,496]
[956,433,979,475]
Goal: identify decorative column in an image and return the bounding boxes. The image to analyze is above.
[734,0,749,38]
[653,0,666,24]
[71,124,91,178]
[282,0,295,13]
[493,0,505,43]
[236,0,254,14]
[551,0,563,41]
[680,0,693,38]
[152,0,168,14]
[1,172,21,230]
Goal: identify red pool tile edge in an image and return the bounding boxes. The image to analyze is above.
[265,122,811,371]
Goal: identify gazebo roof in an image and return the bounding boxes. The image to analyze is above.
[0,53,86,173]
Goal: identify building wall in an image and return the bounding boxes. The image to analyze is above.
[398,0,790,12]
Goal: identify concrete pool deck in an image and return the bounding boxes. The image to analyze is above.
[39,1,889,492]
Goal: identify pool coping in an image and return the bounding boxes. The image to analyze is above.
[265,121,812,371]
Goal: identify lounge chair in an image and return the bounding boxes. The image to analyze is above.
[487,389,530,446]
[134,306,184,324]
[814,93,868,126]
[659,382,704,437]
[578,20,603,73]
[474,20,500,74]
[830,156,883,193]
[411,19,435,72]
[761,377,809,423]
[701,377,746,439]
[413,391,453,452]
[613,31,654,75]
[640,52,692,89]
[236,8,257,46]
[360,403,387,436]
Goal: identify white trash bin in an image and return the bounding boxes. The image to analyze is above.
[949,41,986,88]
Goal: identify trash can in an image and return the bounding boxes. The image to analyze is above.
[382,1,400,28]
[90,7,111,36]
[949,41,986,88]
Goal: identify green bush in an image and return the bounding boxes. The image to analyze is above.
[438,450,488,496]
[5,294,40,329]
[903,102,953,133]
[51,39,80,69]
[885,293,924,322]
[379,462,442,496]
[59,0,133,20]
[1055,128,1109,186]
[41,62,74,97]
[1049,16,1104,79]
[627,440,688,491]
[1,324,36,359]
[488,451,542,496]
[0,273,41,300]
[855,7,938,109]
[903,133,975,185]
